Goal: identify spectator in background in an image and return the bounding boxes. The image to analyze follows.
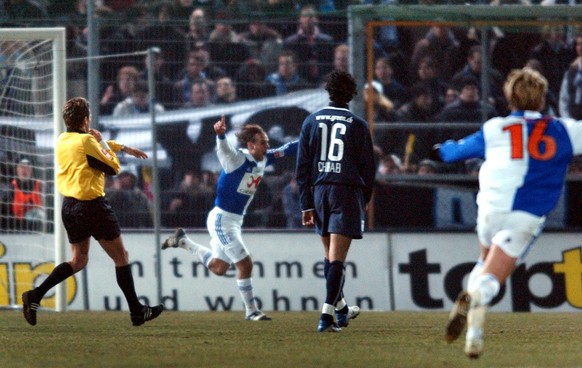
[529,25,572,99]
[266,50,309,96]
[100,65,139,115]
[411,25,462,83]
[195,48,228,82]
[559,34,582,120]
[173,0,195,21]
[208,9,238,43]
[377,154,402,174]
[214,77,237,104]
[1,157,44,231]
[436,75,497,123]
[363,80,397,122]
[417,159,438,175]
[525,58,559,116]
[451,45,506,115]
[206,10,250,77]
[106,171,153,228]
[162,170,215,228]
[235,58,274,100]
[393,83,439,168]
[444,85,459,106]
[319,43,349,87]
[283,4,336,84]
[112,80,165,116]
[414,56,448,117]
[100,5,149,65]
[397,82,438,123]
[65,25,89,99]
[374,56,408,110]
[185,7,209,52]
[102,0,136,12]
[138,48,177,110]
[183,80,212,108]
[138,2,187,76]
[3,0,48,22]
[174,51,210,105]
[238,20,283,73]
[282,176,302,229]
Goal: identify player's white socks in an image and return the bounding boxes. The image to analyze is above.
[466,304,486,341]
[335,298,347,311]
[180,237,212,267]
[467,258,484,291]
[468,273,500,307]
[237,278,259,315]
[321,303,335,316]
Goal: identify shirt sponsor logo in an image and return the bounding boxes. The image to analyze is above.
[316,115,353,123]
[100,147,112,160]
[237,172,262,195]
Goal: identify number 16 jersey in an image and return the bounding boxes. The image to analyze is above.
[296,104,376,211]
[439,111,582,216]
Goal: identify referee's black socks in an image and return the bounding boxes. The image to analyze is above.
[116,264,143,313]
[34,262,74,300]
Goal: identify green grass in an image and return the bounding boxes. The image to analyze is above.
[0,310,580,368]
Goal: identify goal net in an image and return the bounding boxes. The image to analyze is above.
[0,28,67,311]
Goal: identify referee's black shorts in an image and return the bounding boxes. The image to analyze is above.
[314,184,366,240]
[62,196,121,243]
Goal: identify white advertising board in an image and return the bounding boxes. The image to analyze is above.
[1,232,581,312]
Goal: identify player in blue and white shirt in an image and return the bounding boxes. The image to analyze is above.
[296,71,376,332]
[437,67,582,358]
[162,116,298,321]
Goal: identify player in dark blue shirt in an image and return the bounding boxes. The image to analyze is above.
[296,71,376,332]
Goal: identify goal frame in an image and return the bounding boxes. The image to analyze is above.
[0,28,67,311]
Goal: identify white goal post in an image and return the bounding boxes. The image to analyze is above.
[0,28,67,312]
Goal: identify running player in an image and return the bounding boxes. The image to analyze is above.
[434,67,582,358]
[162,116,297,321]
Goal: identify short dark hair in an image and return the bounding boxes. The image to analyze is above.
[325,71,357,105]
[458,75,479,90]
[237,124,266,146]
[410,82,431,98]
[62,97,90,131]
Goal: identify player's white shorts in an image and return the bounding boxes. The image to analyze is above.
[476,209,546,260]
[206,206,250,264]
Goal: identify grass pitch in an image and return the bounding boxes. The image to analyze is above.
[0,310,580,368]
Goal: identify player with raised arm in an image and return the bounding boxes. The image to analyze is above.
[433,67,582,358]
[161,115,298,321]
[22,97,163,326]
[296,71,376,332]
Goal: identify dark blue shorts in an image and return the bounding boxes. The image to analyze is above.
[313,184,366,239]
[62,196,121,243]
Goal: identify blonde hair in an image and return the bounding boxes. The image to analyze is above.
[116,66,139,81]
[503,67,547,111]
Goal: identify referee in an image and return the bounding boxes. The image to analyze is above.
[21,97,163,326]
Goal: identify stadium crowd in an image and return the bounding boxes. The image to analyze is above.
[2,0,582,230]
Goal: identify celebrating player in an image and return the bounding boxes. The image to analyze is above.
[161,115,297,321]
[433,67,582,358]
[296,71,376,332]
[22,97,163,326]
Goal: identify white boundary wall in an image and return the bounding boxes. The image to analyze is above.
[1,231,581,312]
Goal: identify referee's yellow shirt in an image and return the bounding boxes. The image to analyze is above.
[56,132,122,200]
